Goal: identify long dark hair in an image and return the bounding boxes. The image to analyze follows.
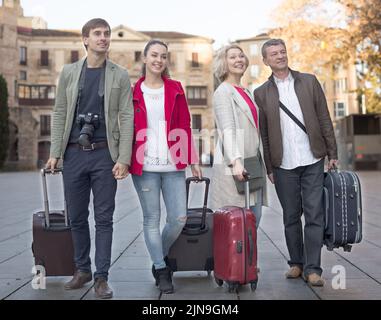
[141,39,170,78]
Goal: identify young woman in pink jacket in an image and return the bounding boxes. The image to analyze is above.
[130,39,202,294]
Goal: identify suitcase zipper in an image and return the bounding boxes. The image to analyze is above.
[241,208,247,284]
[349,172,362,243]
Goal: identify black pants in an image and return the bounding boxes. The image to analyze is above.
[63,146,117,281]
[273,159,325,276]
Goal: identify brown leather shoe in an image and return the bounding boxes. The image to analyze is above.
[304,273,325,287]
[285,266,303,279]
[94,278,113,299]
[64,271,92,290]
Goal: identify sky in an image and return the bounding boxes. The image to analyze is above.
[20,0,283,48]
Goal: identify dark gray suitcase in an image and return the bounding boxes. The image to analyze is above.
[167,177,214,273]
[323,169,362,252]
[32,168,75,276]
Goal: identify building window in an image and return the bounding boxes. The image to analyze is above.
[191,52,199,68]
[341,78,347,92]
[191,114,203,162]
[19,71,27,81]
[250,44,259,56]
[334,78,348,94]
[250,65,259,78]
[187,86,207,105]
[40,115,51,136]
[134,51,142,62]
[192,114,202,130]
[40,50,49,67]
[17,84,56,106]
[19,47,27,65]
[71,50,79,63]
[334,102,346,118]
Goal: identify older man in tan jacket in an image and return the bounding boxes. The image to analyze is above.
[254,39,338,287]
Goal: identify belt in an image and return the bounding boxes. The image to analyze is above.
[67,141,108,151]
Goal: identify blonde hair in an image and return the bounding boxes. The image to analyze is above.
[213,44,249,83]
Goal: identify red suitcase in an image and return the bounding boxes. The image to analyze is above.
[213,179,258,293]
[32,168,75,276]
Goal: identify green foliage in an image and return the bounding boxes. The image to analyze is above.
[272,0,381,113]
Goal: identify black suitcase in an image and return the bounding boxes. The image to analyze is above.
[32,168,75,276]
[167,177,214,273]
[323,169,362,252]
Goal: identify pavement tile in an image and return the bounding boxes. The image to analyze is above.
[5,277,91,300]
[83,281,160,300]
[1,169,381,300]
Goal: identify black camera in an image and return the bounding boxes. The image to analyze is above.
[76,113,100,147]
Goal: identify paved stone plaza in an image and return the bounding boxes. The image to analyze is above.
[0,168,380,300]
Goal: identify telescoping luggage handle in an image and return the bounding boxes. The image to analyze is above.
[324,163,338,230]
[185,177,210,234]
[41,168,69,229]
[242,172,251,210]
[242,173,255,267]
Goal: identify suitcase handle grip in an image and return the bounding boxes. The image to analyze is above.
[40,168,68,229]
[186,177,210,230]
[328,162,338,173]
[42,168,63,175]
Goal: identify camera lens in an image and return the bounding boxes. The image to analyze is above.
[78,124,95,147]
[76,113,99,147]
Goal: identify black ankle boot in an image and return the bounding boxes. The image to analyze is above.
[152,264,159,286]
[152,257,172,285]
[155,266,174,294]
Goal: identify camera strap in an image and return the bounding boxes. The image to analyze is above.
[76,58,106,118]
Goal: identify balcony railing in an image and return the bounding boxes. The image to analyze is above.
[187,98,207,106]
[18,98,55,106]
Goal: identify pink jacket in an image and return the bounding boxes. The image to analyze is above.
[130,76,199,175]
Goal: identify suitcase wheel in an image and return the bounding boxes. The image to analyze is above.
[227,282,239,293]
[250,280,258,292]
[214,276,223,287]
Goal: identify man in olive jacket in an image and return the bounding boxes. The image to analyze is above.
[254,39,338,286]
[46,18,134,298]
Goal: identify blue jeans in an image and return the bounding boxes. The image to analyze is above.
[132,171,187,269]
[250,188,263,229]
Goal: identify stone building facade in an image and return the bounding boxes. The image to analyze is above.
[0,0,214,170]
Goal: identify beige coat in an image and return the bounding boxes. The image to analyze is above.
[209,82,268,210]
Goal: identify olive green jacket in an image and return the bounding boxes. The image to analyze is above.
[50,58,134,165]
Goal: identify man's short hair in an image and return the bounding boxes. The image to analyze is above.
[261,39,287,58]
[81,18,111,37]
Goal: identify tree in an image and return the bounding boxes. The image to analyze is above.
[271,0,381,113]
[339,0,381,113]
[0,74,10,169]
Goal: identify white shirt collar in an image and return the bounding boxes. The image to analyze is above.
[274,71,293,85]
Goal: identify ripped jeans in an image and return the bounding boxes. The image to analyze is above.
[132,171,187,269]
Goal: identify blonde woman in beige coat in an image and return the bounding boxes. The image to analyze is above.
[209,44,267,228]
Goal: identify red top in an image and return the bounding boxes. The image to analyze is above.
[130,76,199,176]
[234,86,258,128]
